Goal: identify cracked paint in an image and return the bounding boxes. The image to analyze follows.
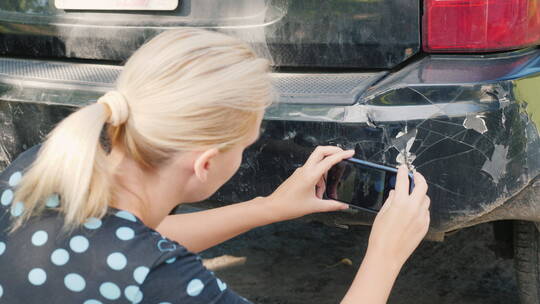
[481,145,509,184]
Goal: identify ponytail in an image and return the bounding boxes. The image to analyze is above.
[10,91,128,232]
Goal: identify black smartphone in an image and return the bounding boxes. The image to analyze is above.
[325,158,414,212]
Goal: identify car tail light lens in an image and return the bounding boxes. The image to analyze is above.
[423,0,540,52]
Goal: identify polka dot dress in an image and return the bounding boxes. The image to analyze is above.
[0,146,251,304]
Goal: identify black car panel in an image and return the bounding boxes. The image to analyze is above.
[0,0,420,69]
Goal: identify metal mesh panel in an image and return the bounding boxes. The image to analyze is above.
[0,58,120,86]
[273,73,378,96]
[0,58,385,104]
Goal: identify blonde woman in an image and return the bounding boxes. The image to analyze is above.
[0,29,430,303]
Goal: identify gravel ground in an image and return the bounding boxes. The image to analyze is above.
[201,220,518,304]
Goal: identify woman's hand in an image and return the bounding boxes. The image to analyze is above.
[341,167,430,304]
[264,146,355,222]
[366,166,431,268]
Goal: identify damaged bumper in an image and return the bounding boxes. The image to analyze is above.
[214,48,540,234]
[0,48,539,235]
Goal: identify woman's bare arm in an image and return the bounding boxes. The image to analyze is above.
[342,253,402,304]
[157,147,355,252]
[155,197,274,253]
[156,147,355,253]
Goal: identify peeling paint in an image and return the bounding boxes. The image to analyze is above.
[481,145,509,184]
[392,127,417,171]
[462,113,488,134]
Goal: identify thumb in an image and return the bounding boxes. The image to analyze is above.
[316,199,349,212]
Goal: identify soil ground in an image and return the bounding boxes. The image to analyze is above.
[201,220,518,304]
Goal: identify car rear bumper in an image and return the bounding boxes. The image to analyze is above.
[0,48,539,235]
[215,48,540,234]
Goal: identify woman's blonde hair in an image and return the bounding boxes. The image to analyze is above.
[9,28,272,232]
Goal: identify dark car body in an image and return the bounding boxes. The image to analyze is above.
[0,0,539,240]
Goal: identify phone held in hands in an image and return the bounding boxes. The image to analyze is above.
[325,158,415,212]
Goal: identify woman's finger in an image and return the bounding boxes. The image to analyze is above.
[315,199,349,212]
[304,146,345,167]
[315,175,326,198]
[315,150,355,178]
[421,195,431,210]
[394,165,410,197]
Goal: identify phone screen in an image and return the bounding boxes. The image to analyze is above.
[325,160,399,211]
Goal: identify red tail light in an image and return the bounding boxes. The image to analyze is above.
[423,0,540,52]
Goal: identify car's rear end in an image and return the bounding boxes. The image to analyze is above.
[0,0,540,301]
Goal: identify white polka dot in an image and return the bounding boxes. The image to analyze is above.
[186,279,204,297]
[165,257,176,264]
[45,194,60,208]
[10,202,24,217]
[116,227,134,241]
[217,278,227,291]
[83,300,102,304]
[133,266,149,284]
[8,171,22,187]
[0,284,3,298]
[1,189,13,206]
[115,210,137,222]
[28,268,47,286]
[64,273,86,292]
[158,302,171,304]
[100,282,121,300]
[107,252,127,271]
[124,285,143,303]
[31,230,48,246]
[51,248,70,266]
[83,217,102,230]
[69,235,89,253]
[0,241,5,256]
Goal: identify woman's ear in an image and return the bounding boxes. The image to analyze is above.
[193,148,220,182]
